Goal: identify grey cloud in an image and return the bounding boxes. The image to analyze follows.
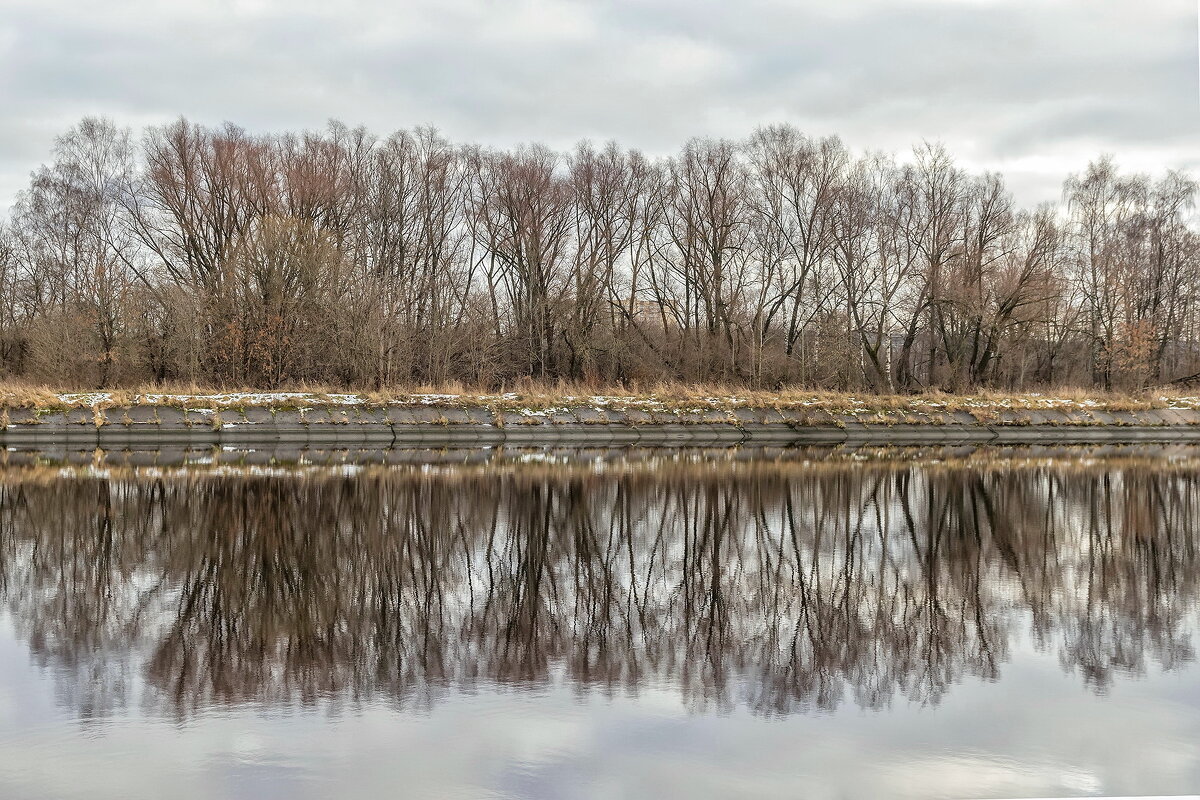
[0,0,1196,212]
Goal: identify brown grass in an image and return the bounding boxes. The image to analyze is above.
[0,378,1196,413]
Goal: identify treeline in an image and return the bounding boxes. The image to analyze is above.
[0,116,1197,390]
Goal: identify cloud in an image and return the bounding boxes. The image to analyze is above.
[0,0,1196,212]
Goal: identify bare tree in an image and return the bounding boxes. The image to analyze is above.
[746,126,845,380]
[649,139,754,381]
[469,144,573,380]
[9,117,137,384]
[2,116,1198,391]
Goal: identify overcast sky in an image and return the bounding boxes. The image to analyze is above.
[1,0,1197,213]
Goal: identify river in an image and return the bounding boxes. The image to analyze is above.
[0,446,1197,798]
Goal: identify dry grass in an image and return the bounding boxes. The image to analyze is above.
[0,378,1197,413]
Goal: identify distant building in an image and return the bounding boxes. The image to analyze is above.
[630,299,676,328]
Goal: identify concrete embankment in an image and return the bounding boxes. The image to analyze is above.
[6,403,1200,447]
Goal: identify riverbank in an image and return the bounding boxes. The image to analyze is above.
[6,390,1200,447]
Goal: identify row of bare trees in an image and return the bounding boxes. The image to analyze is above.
[1,117,1197,390]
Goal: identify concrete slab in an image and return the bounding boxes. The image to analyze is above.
[124,406,160,424]
[65,407,95,426]
[438,408,478,425]
[9,401,1200,449]
[273,410,306,427]
[241,406,275,424]
[382,406,420,424]
[181,408,219,427]
[731,407,759,424]
[5,408,40,426]
[570,406,608,424]
[155,407,189,425]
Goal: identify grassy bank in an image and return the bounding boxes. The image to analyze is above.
[2,381,1199,414]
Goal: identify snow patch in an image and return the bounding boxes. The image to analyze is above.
[57,392,113,405]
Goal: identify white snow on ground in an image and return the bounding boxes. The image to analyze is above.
[409,393,461,405]
[515,407,569,417]
[135,392,365,406]
[57,392,113,405]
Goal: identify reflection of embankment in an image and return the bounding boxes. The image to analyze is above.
[0,457,1197,717]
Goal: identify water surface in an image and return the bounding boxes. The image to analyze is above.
[1,446,1198,799]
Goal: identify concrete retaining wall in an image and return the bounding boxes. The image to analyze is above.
[5,404,1200,447]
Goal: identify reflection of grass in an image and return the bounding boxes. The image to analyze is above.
[6,444,1200,483]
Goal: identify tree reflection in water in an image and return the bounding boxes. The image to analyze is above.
[0,453,1197,718]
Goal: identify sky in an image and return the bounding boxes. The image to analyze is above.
[0,0,1197,214]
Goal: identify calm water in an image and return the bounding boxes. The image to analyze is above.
[1,447,1199,799]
